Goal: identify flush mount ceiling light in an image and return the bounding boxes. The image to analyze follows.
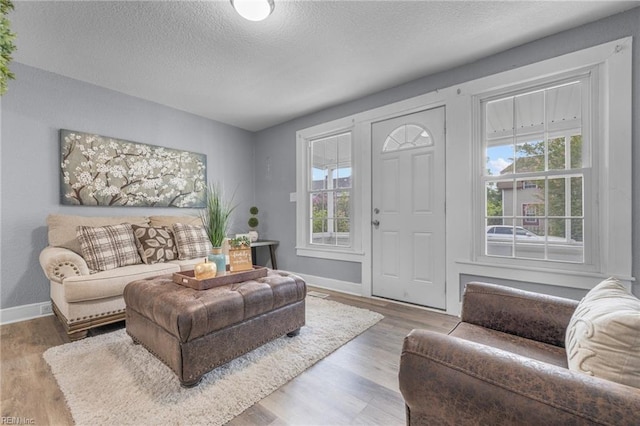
[231,0,275,22]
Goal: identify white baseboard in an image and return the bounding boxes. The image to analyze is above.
[0,301,53,325]
[286,270,362,296]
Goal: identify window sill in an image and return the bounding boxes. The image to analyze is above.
[455,258,634,290]
[296,247,364,263]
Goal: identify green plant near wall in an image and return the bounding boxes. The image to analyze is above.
[0,0,16,96]
[200,183,236,248]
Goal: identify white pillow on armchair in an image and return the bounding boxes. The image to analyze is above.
[565,277,640,388]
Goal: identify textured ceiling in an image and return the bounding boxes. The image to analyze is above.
[10,1,639,131]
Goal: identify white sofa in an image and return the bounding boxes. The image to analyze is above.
[39,214,205,340]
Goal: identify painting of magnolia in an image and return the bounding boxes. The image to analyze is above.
[60,130,207,207]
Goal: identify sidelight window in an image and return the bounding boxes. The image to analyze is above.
[308,132,352,247]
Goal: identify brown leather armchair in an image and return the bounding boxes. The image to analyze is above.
[399,282,640,425]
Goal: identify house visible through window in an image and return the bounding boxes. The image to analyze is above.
[309,132,352,247]
[483,78,588,263]
[522,203,542,226]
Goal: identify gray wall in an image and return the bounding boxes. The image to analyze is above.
[1,63,255,309]
[254,8,640,297]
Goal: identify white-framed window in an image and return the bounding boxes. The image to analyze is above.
[296,118,363,262]
[481,75,592,264]
[308,132,352,247]
[465,37,633,288]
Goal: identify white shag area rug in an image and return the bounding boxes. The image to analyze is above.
[43,297,383,426]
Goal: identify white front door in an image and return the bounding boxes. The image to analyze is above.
[371,106,446,309]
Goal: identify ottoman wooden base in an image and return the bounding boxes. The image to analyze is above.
[124,271,306,387]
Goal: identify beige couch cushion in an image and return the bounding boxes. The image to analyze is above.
[63,263,179,303]
[168,258,203,271]
[48,214,149,254]
[565,278,640,388]
[149,215,202,228]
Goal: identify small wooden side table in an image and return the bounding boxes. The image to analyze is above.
[250,240,279,270]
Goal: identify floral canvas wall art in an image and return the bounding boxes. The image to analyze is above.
[60,130,207,207]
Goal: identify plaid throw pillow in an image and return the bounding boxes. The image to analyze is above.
[131,225,178,264]
[172,223,213,260]
[76,223,142,273]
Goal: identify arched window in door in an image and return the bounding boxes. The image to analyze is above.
[382,123,433,152]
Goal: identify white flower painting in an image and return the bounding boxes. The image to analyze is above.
[60,130,206,207]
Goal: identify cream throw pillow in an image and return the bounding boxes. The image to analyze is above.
[565,277,640,388]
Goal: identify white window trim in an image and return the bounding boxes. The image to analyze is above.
[450,37,633,293]
[296,117,364,262]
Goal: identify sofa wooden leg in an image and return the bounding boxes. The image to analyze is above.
[68,329,89,341]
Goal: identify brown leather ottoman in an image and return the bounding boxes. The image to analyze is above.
[123,269,306,387]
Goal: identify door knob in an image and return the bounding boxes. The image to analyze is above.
[373,208,380,214]
[372,220,380,228]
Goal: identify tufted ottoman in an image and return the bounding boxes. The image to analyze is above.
[123,269,306,387]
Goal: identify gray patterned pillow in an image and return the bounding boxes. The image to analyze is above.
[76,223,142,272]
[131,225,178,264]
[172,223,213,260]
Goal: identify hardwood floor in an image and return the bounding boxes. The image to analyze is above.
[0,287,459,425]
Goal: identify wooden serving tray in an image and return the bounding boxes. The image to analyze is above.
[172,266,268,291]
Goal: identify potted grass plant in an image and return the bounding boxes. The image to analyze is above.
[200,183,235,275]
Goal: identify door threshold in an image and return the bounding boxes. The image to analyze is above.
[371,295,448,315]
